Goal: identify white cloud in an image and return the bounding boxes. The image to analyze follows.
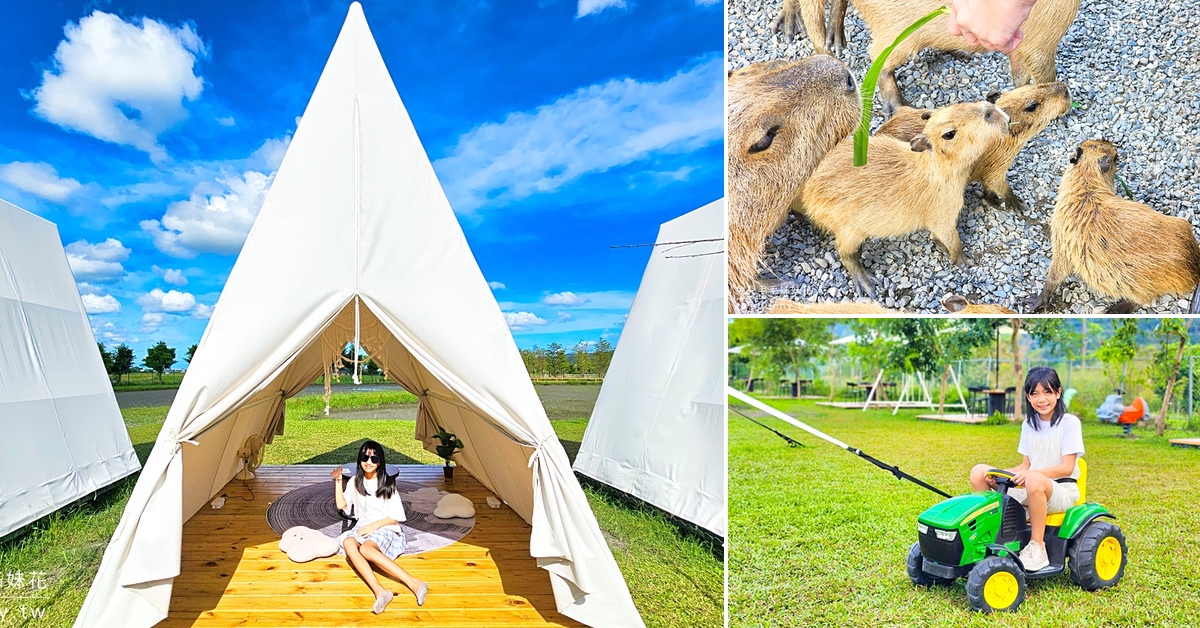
[138,288,196,312]
[141,169,272,257]
[140,312,165,333]
[434,55,722,213]
[577,0,626,17]
[216,116,235,126]
[248,134,291,172]
[150,265,188,286]
[694,0,720,5]
[93,319,126,343]
[191,303,214,319]
[543,291,589,306]
[0,162,82,202]
[557,311,573,322]
[65,238,131,282]
[488,281,506,290]
[29,11,206,162]
[81,293,121,313]
[503,311,547,330]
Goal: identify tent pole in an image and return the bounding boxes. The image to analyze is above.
[353,297,362,385]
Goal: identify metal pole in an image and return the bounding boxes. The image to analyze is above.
[1189,356,1194,430]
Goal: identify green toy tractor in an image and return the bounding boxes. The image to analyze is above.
[907,458,1128,612]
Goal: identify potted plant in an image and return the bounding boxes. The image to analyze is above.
[435,429,464,479]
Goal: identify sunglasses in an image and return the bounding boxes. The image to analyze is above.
[359,454,380,464]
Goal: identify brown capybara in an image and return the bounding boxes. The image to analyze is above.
[941,294,1016,314]
[727,56,861,312]
[775,0,1079,117]
[875,83,1072,213]
[798,101,1008,298]
[1026,140,1200,314]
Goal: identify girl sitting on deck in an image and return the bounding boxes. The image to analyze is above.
[331,440,428,613]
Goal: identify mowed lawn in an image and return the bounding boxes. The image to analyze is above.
[0,387,721,628]
[728,397,1200,628]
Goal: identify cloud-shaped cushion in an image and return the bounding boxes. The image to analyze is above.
[279,526,340,562]
[433,493,475,519]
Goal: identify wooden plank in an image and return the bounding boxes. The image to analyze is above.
[915,413,985,424]
[162,465,578,627]
[1170,438,1200,448]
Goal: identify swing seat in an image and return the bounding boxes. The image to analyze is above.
[1045,458,1088,527]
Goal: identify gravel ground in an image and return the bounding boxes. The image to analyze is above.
[728,0,1200,313]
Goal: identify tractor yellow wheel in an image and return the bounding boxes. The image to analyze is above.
[983,570,1019,609]
[1069,521,1128,590]
[966,556,1026,613]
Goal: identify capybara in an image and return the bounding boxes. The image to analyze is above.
[775,0,1079,116]
[798,101,1008,297]
[1026,140,1200,313]
[941,294,1016,314]
[727,56,861,312]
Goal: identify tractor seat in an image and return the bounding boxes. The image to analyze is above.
[1045,457,1087,527]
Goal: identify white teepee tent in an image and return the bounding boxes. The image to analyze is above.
[573,200,725,537]
[75,5,642,627]
[0,199,141,538]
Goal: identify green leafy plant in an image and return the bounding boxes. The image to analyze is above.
[1115,174,1134,200]
[434,429,464,467]
[983,411,1010,426]
[854,5,949,166]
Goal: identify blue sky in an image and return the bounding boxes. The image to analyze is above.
[0,0,722,361]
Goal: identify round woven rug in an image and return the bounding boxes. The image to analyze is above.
[266,476,475,556]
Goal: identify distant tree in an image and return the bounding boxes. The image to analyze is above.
[364,358,381,377]
[748,319,832,397]
[143,341,177,383]
[112,344,134,384]
[573,342,593,376]
[185,343,198,365]
[1151,319,1192,436]
[1096,319,1140,391]
[593,339,614,378]
[545,342,569,377]
[97,342,114,380]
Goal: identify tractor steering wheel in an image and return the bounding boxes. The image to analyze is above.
[984,468,1024,491]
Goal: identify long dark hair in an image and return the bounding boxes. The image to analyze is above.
[1024,367,1065,431]
[353,440,396,498]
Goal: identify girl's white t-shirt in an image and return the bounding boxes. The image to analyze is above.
[1017,412,1084,478]
[342,476,407,530]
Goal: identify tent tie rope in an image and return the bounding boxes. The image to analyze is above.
[526,435,557,469]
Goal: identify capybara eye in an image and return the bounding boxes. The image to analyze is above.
[942,129,956,141]
[749,125,781,154]
[1024,101,1040,113]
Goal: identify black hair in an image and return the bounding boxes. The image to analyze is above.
[353,439,396,498]
[1024,367,1065,431]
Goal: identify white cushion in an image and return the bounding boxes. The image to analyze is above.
[433,493,475,518]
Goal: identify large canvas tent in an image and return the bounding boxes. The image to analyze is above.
[0,199,141,538]
[76,4,642,627]
[573,200,725,537]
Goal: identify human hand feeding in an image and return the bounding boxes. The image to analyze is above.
[947,0,1038,54]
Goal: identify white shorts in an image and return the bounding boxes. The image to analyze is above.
[1009,481,1080,514]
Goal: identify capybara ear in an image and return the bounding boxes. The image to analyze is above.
[1097,154,1112,174]
[942,294,968,313]
[1069,146,1082,164]
[920,111,932,120]
[910,135,933,152]
[985,90,1002,104]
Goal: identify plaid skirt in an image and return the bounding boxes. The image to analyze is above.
[337,524,407,560]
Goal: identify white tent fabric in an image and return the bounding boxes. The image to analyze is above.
[0,199,140,537]
[75,5,642,627]
[573,200,726,537]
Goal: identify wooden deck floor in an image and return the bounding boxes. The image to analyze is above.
[159,465,582,627]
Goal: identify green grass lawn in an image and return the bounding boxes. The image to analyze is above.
[728,397,1200,627]
[0,390,720,627]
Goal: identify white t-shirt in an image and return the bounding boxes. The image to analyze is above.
[1017,413,1084,478]
[342,476,407,530]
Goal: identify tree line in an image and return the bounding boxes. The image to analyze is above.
[730,318,1195,436]
[96,341,197,384]
[520,340,614,378]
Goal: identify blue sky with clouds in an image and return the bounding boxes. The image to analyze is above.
[0,0,722,360]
